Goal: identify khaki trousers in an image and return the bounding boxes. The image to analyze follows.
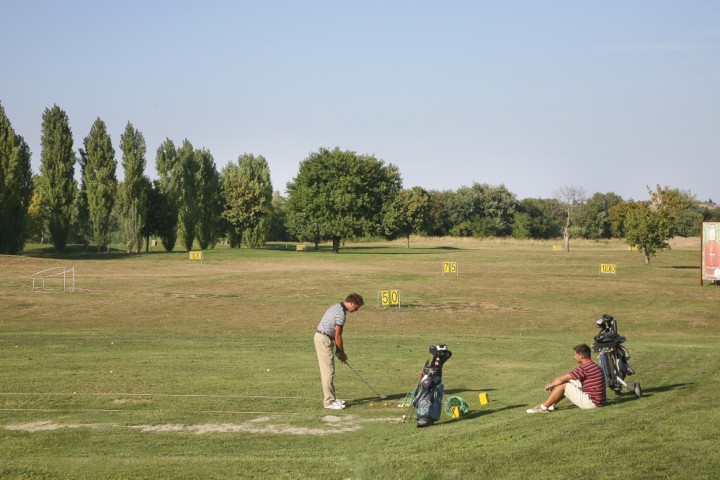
[314,332,336,406]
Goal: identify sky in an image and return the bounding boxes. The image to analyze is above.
[2,1,719,201]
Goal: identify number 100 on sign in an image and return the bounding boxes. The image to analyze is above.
[600,263,616,274]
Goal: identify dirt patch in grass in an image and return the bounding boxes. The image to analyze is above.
[5,415,403,436]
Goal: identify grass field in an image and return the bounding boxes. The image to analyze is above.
[1,237,718,479]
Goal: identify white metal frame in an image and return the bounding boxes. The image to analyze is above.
[32,266,75,292]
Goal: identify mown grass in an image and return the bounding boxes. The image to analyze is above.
[0,238,718,479]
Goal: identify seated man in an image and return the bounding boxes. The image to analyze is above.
[526,343,606,413]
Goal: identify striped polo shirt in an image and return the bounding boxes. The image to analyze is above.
[316,303,347,340]
[569,359,606,407]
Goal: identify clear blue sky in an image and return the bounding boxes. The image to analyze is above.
[2,1,719,201]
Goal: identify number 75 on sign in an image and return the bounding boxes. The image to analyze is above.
[442,262,458,277]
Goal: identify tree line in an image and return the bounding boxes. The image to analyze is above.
[1,102,718,262]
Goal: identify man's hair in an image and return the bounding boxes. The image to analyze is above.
[573,344,592,359]
[346,293,364,306]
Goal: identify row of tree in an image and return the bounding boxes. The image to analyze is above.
[2,102,718,263]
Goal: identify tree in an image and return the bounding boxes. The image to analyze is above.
[25,187,46,243]
[176,140,200,251]
[195,148,221,250]
[423,190,452,236]
[83,118,117,252]
[268,192,291,242]
[649,185,702,238]
[143,180,172,251]
[118,122,149,252]
[575,192,623,239]
[0,102,34,254]
[513,198,563,239]
[475,184,517,237]
[75,148,91,246]
[382,186,430,248]
[623,200,671,264]
[443,183,517,237]
[39,105,76,252]
[220,154,272,249]
[155,139,180,251]
[237,153,273,248]
[286,147,402,253]
[554,186,586,251]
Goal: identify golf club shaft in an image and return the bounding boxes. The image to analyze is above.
[344,360,386,400]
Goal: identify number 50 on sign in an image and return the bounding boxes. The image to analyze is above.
[378,289,400,307]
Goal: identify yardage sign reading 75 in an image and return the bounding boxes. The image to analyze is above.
[442,261,458,277]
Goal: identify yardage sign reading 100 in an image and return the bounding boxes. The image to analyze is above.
[600,263,616,274]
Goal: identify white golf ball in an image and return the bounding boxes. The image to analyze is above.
[402,415,406,420]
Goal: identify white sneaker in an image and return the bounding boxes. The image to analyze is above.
[547,404,555,411]
[324,401,346,410]
[526,404,549,414]
[335,399,346,405]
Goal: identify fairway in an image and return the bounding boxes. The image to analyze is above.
[1,238,718,479]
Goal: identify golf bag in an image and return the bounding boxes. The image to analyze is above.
[411,344,452,428]
[591,314,642,398]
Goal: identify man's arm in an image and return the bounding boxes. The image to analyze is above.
[335,325,347,363]
[545,373,573,392]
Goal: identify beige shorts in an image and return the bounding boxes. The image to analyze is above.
[564,379,597,410]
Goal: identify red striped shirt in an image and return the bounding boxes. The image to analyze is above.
[569,359,606,407]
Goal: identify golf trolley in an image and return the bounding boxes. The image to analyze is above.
[408,344,452,428]
[591,314,642,398]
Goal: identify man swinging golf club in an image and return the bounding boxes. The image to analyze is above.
[314,293,364,410]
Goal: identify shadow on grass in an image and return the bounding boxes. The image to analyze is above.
[263,244,462,254]
[24,244,184,260]
[608,382,694,404]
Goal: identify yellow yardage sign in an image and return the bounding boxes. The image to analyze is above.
[189,251,203,261]
[443,262,457,273]
[552,245,562,251]
[296,244,306,251]
[628,245,639,251]
[600,263,616,274]
[380,289,400,306]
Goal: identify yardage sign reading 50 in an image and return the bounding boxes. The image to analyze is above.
[381,289,399,306]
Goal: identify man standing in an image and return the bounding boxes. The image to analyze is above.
[314,293,364,410]
[526,343,606,413]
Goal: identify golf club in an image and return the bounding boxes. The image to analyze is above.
[337,352,387,400]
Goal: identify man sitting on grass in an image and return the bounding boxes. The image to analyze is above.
[526,343,606,413]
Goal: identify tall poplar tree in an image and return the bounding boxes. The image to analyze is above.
[195,148,221,250]
[238,153,273,248]
[176,139,199,251]
[0,102,34,254]
[39,105,76,252]
[119,122,149,252]
[155,139,179,251]
[83,118,117,252]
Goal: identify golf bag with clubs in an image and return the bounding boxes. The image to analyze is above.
[411,344,452,428]
[591,314,642,398]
